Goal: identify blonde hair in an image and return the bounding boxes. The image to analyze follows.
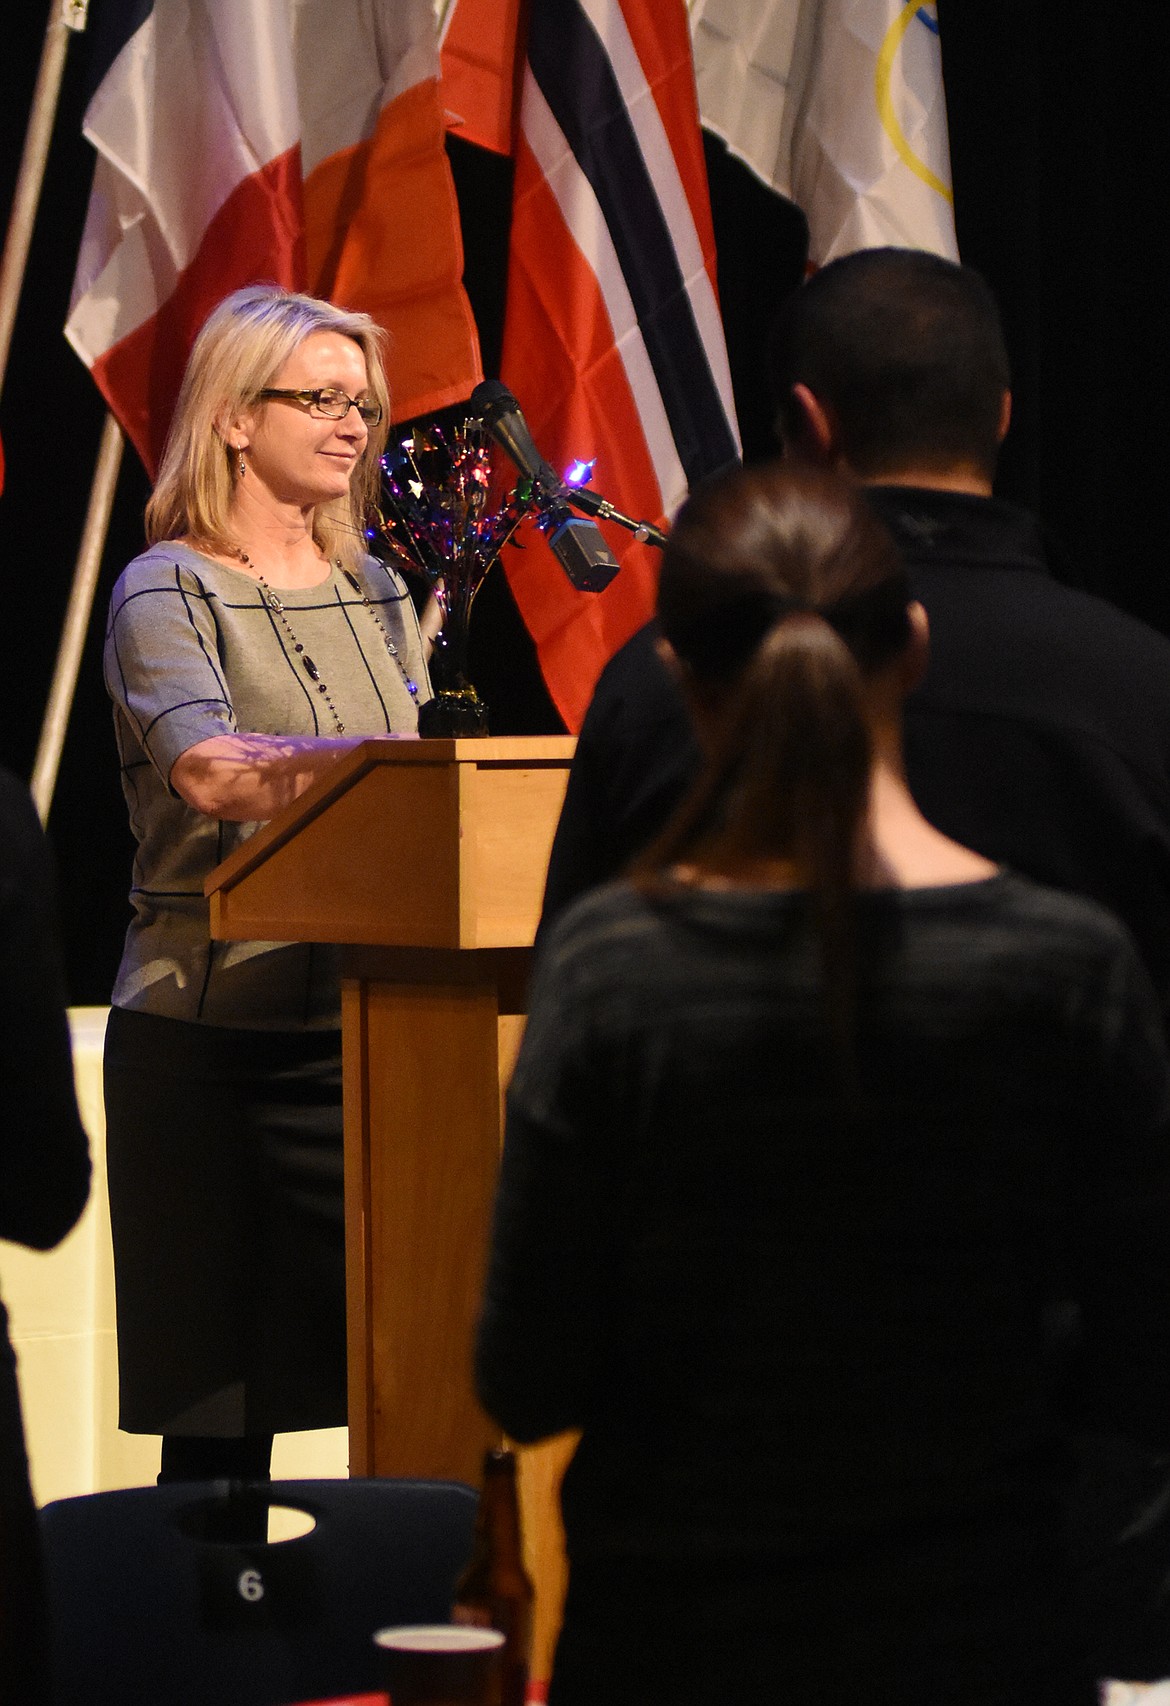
[145,285,391,571]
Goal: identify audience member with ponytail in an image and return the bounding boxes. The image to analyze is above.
[476,462,1170,1706]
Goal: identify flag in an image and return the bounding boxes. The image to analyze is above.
[689,0,958,264]
[490,0,741,732]
[66,0,482,477]
[437,0,525,158]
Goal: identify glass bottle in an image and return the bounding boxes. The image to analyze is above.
[452,1447,534,1706]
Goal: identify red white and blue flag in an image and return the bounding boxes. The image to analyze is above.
[445,0,741,731]
[67,0,481,477]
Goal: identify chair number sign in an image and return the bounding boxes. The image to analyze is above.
[237,1567,265,1603]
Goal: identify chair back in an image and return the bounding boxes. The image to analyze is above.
[39,1476,477,1706]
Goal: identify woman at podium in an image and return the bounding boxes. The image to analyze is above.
[476,462,1170,1705]
[101,286,431,1483]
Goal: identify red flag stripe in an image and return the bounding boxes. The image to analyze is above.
[562,0,732,426]
[438,0,526,157]
[502,138,671,729]
[499,1,738,729]
[518,85,686,515]
[304,78,482,424]
[68,1,479,476]
[88,148,304,476]
[581,0,722,293]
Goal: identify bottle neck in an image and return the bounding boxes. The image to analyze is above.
[478,1456,523,1557]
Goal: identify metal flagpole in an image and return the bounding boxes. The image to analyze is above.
[0,0,127,824]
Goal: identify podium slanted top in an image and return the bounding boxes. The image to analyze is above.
[205,736,576,951]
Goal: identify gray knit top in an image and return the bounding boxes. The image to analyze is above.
[103,542,431,1028]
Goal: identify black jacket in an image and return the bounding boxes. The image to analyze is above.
[540,488,1170,1023]
[877,487,1170,1021]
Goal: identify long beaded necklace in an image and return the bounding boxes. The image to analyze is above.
[232,548,421,736]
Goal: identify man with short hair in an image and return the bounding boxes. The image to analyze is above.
[543,249,1170,1029]
[773,246,1170,1019]
[772,245,1012,486]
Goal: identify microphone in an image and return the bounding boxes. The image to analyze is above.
[470,379,561,492]
[544,508,621,592]
[470,380,620,592]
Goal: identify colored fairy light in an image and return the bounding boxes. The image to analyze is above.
[564,458,594,487]
[370,418,540,615]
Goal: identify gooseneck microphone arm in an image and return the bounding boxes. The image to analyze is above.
[560,483,668,549]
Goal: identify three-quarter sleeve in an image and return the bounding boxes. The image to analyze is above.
[104,558,237,788]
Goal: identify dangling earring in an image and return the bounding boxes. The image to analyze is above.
[237,449,247,479]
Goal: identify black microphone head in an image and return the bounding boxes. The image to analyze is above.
[470,380,561,490]
[468,379,518,429]
[468,383,620,588]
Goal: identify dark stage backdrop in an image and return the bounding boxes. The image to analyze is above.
[1,6,1166,1003]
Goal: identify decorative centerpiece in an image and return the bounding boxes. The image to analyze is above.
[371,419,538,737]
[372,385,666,737]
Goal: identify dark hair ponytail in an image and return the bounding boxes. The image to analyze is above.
[643,462,910,1063]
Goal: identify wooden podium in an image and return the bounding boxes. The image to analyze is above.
[204,736,575,1481]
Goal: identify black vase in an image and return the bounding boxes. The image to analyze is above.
[418,601,490,737]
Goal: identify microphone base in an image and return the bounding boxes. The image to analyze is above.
[418,686,491,739]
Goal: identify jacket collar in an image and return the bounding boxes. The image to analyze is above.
[864,485,1051,576]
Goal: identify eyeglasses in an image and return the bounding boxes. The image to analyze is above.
[257,387,384,427]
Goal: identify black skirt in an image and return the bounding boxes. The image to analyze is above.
[103,1006,347,1437]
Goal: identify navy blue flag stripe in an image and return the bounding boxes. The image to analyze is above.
[84,0,154,105]
[528,0,739,487]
